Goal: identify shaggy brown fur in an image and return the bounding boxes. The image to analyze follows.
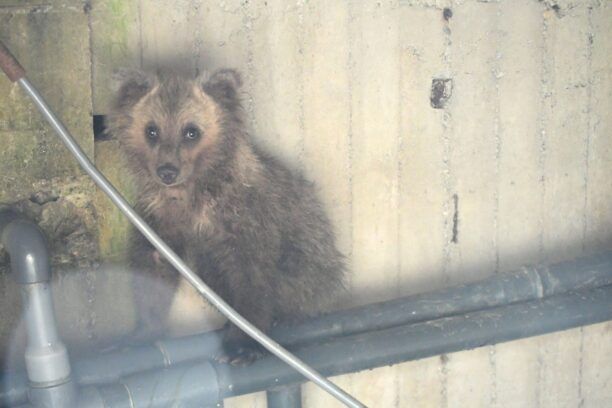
[107,69,346,364]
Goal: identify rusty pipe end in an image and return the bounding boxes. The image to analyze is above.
[0,40,26,82]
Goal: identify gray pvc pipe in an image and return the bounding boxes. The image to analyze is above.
[0,212,50,284]
[20,283,71,385]
[3,251,612,406]
[53,284,612,407]
[0,211,76,407]
[16,76,364,408]
[74,251,612,381]
[7,279,612,406]
[212,285,612,401]
[95,361,220,408]
[274,251,612,347]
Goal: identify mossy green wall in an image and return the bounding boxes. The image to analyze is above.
[0,3,93,202]
[0,1,137,363]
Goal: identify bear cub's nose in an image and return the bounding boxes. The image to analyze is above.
[157,164,180,185]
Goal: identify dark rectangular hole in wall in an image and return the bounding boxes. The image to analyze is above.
[93,115,111,141]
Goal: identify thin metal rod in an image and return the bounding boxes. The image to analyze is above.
[16,78,365,408]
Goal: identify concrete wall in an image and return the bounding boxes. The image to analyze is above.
[0,0,610,406]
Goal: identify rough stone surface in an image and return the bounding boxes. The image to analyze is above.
[0,177,99,268]
[0,4,93,203]
[0,176,101,363]
[0,1,83,6]
[89,0,140,114]
[0,1,126,365]
[93,139,136,262]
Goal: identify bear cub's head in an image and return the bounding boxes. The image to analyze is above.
[108,69,243,188]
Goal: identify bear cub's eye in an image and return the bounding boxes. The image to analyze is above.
[183,125,201,141]
[145,124,159,142]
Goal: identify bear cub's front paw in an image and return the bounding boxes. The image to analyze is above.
[217,326,266,367]
[218,340,266,367]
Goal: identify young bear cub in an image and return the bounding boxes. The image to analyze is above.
[107,69,346,365]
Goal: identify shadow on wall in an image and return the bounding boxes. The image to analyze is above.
[347,231,612,310]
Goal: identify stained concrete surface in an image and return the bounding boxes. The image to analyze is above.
[0,0,610,406]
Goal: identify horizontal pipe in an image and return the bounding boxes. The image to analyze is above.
[74,251,612,378]
[276,251,612,347]
[15,386,107,408]
[2,251,611,406]
[19,284,612,407]
[212,284,612,399]
[99,360,219,408]
[66,284,612,407]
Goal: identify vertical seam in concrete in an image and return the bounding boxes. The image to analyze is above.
[581,5,594,252]
[577,326,585,407]
[191,0,203,75]
[297,0,306,165]
[137,0,144,68]
[536,9,550,406]
[85,1,97,343]
[489,345,498,408]
[345,2,356,397]
[536,346,543,408]
[85,3,96,121]
[395,2,403,299]
[537,7,550,263]
[586,30,600,392]
[393,364,400,408]
[243,2,256,133]
[440,354,449,408]
[492,2,502,275]
[347,0,355,297]
[393,3,402,401]
[86,1,95,117]
[441,1,453,286]
[441,0,455,362]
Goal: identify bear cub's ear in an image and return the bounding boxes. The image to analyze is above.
[112,68,156,110]
[201,69,242,108]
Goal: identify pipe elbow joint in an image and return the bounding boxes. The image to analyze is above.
[0,210,50,284]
